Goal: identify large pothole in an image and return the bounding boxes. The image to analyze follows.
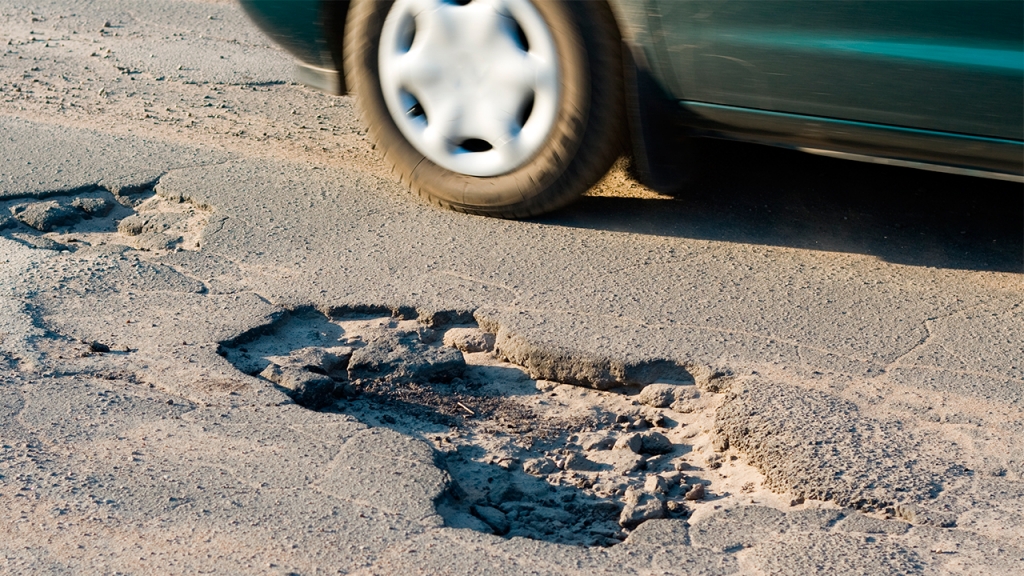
[219,307,808,547]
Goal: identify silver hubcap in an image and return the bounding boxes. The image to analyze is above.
[378,0,560,177]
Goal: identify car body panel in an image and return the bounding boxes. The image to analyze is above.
[649,0,1023,140]
[680,100,1022,175]
[239,0,333,68]
[239,0,349,93]
[239,0,1024,180]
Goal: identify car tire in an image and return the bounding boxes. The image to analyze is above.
[345,0,624,218]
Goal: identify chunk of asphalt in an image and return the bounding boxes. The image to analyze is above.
[715,379,942,509]
[658,470,682,489]
[117,212,186,237]
[712,433,730,452]
[11,200,81,231]
[522,457,558,476]
[116,213,148,236]
[563,452,602,472]
[267,346,353,380]
[619,487,665,529]
[637,383,697,408]
[580,433,614,451]
[613,452,647,474]
[477,313,694,389]
[471,504,510,535]
[71,195,115,216]
[133,232,180,251]
[260,364,336,408]
[347,328,465,382]
[442,327,495,353]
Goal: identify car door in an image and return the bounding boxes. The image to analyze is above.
[648,0,1023,140]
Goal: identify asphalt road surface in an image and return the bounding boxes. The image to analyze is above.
[1,1,1022,574]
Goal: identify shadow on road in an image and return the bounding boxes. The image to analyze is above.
[552,140,1023,273]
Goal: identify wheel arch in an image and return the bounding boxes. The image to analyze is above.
[606,0,693,193]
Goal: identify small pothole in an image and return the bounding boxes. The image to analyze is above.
[1,183,211,253]
[219,307,798,547]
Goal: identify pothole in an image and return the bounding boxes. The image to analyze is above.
[219,307,811,547]
[1,181,211,253]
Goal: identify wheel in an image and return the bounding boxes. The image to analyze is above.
[345,0,624,218]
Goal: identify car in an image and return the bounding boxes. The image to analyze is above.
[240,0,1023,217]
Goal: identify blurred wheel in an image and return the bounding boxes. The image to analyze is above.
[346,0,624,217]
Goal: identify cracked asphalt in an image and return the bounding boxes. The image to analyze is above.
[1,1,1022,574]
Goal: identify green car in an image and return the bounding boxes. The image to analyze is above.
[240,0,1023,217]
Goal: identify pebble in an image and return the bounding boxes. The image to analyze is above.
[619,487,665,529]
[665,500,688,516]
[704,453,723,469]
[712,434,730,452]
[643,475,667,494]
[87,341,110,353]
[895,503,957,528]
[523,457,558,476]
[638,431,673,455]
[684,483,705,501]
[613,433,642,453]
[646,413,667,428]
